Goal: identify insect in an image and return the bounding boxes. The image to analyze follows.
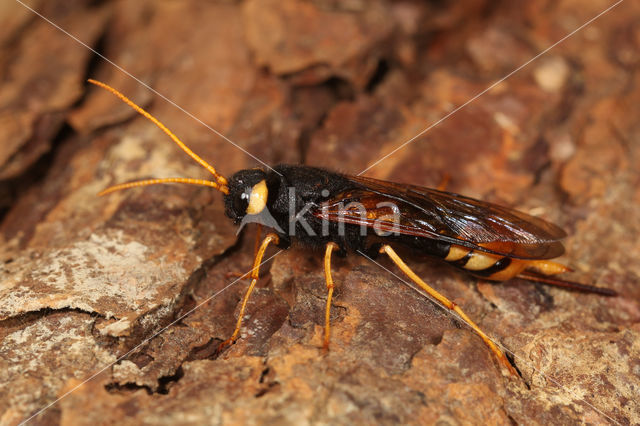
[89,79,616,376]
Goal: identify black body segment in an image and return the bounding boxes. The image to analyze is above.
[225,165,368,252]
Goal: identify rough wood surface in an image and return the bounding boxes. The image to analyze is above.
[1,1,639,425]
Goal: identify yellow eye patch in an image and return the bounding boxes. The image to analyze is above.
[246,180,268,214]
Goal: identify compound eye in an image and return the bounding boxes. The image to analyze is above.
[233,191,248,217]
[246,180,268,215]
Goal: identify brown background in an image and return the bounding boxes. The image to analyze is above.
[1,0,639,424]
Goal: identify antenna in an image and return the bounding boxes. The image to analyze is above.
[88,79,229,195]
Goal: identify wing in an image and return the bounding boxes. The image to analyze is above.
[312,175,566,259]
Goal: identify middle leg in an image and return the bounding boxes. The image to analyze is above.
[323,242,339,350]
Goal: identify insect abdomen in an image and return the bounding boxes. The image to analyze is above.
[442,244,569,281]
[442,245,520,280]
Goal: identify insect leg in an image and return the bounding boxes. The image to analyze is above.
[225,225,265,281]
[323,242,339,350]
[379,245,518,377]
[253,224,263,258]
[218,233,279,352]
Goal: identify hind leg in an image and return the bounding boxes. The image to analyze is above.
[379,245,518,377]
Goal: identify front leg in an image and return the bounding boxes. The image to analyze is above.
[218,233,280,352]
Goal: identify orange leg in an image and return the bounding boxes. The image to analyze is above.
[218,233,279,352]
[225,224,264,281]
[380,245,518,377]
[323,242,339,350]
[253,224,263,258]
